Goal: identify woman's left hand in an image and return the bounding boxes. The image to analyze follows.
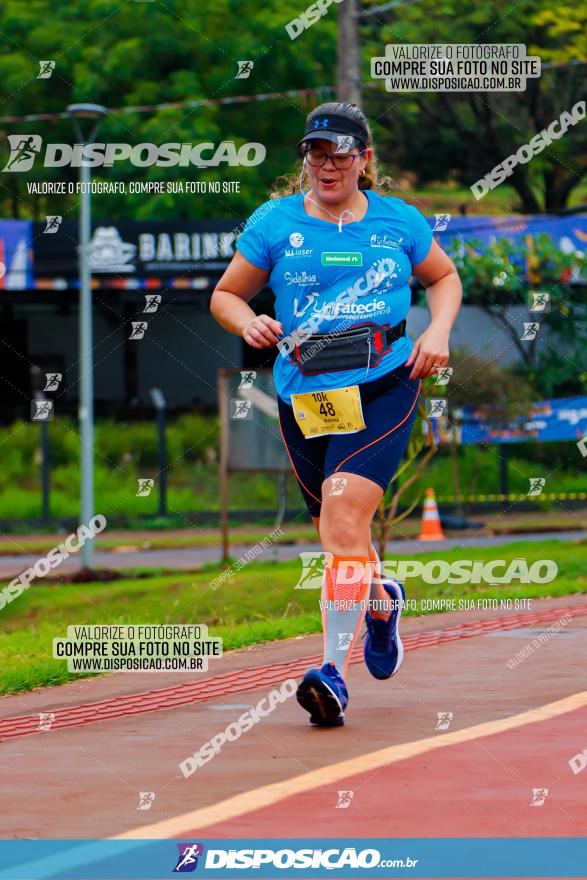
[405,323,450,380]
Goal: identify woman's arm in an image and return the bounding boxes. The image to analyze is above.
[210,251,283,349]
[405,240,462,380]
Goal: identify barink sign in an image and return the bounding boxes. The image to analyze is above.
[33,220,240,278]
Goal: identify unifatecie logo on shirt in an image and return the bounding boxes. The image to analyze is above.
[315,299,387,319]
[294,297,388,320]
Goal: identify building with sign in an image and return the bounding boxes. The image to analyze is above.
[0,218,276,421]
[0,212,585,423]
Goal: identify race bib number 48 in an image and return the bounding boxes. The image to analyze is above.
[291,385,366,438]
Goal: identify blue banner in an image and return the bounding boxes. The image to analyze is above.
[432,213,587,260]
[459,394,587,445]
[0,838,585,879]
[0,219,33,289]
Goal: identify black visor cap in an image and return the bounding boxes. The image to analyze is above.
[297,113,368,153]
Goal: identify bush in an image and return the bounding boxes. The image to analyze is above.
[173,412,219,462]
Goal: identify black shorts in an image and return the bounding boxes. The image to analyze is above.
[277,363,421,517]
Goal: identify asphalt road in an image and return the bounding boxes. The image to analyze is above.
[0,529,584,579]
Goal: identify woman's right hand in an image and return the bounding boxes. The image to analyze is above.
[242,314,284,349]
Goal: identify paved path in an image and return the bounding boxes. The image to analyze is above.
[1,595,585,850]
[0,529,584,579]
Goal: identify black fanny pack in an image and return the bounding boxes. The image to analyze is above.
[291,320,406,376]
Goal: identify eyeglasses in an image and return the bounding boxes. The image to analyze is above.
[303,147,366,170]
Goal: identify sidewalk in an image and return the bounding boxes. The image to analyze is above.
[0,530,585,579]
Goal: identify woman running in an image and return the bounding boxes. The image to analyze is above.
[210,102,462,727]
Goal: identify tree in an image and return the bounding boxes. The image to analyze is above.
[0,0,336,220]
[430,349,535,513]
[360,0,587,212]
[2,0,585,219]
[452,233,587,395]
[375,403,438,559]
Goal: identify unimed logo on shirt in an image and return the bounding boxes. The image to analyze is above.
[321,251,363,266]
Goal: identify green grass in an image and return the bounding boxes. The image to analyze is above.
[1,412,585,521]
[1,445,585,521]
[0,525,319,556]
[0,508,586,557]
[1,538,585,696]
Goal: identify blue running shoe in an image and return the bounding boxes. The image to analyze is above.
[296,662,348,727]
[363,581,405,680]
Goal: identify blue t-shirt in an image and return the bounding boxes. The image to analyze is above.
[236,189,433,404]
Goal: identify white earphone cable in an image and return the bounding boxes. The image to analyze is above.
[299,158,356,233]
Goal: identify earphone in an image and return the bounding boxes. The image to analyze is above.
[299,153,357,233]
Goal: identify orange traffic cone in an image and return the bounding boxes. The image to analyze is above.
[418,487,446,541]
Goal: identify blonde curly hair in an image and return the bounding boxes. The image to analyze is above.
[270,101,395,198]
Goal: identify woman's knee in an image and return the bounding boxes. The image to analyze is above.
[319,505,369,550]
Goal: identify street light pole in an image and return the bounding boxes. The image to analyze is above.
[78,156,93,567]
[66,103,107,569]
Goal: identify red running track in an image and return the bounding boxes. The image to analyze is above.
[2,603,585,742]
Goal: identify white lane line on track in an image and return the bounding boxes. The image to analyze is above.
[113,689,587,840]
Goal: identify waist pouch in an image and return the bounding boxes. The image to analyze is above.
[291,320,406,375]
